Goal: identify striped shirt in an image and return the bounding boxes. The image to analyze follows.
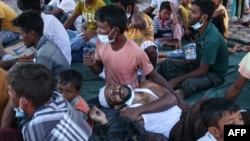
[153,16,173,38]
[21,92,92,141]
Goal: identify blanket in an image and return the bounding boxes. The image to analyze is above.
[71,38,250,110]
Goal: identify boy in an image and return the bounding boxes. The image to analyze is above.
[153,1,183,48]
[57,70,93,128]
[198,98,244,141]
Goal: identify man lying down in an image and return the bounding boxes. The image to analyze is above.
[94,80,190,139]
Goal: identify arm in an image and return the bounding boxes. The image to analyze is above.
[179,8,190,35]
[89,106,108,125]
[1,99,15,127]
[64,12,79,29]
[224,74,248,100]
[0,19,2,30]
[83,51,103,74]
[120,80,177,119]
[130,6,146,30]
[44,8,64,17]
[212,9,225,18]
[169,64,210,88]
[143,6,155,16]
[0,59,17,70]
[147,69,175,93]
[169,2,178,25]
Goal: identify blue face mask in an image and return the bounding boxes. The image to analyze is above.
[13,97,26,118]
[191,15,204,30]
[14,108,25,118]
[80,0,86,2]
[126,12,131,19]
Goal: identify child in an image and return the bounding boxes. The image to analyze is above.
[198,98,244,141]
[153,1,183,49]
[57,69,94,128]
[179,0,195,39]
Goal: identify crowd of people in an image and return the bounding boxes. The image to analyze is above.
[0,0,249,141]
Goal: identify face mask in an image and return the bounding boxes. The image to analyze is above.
[191,15,204,30]
[126,12,131,19]
[80,0,86,2]
[14,108,25,118]
[13,97,26,118]
[97,28,116,44]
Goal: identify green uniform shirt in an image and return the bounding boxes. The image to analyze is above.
[196,22,228,74]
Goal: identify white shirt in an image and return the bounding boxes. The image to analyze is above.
[41,13,72,64]
[56,0,83,32]
[197,132,217,141]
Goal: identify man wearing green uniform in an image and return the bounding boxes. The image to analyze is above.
[158,0,228,98]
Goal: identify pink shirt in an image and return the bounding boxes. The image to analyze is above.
[95,39,153,89]
[238,52,250,79]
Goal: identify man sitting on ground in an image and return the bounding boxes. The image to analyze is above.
[7,63,92,140]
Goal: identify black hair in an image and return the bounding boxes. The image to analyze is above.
[17,0,41,13]
[159,1,171,11]
[95,4,127,33]
[192,0,216,21]
[200,97,240,128]
[111,0,136,10]
[57,70,83,91]
[12,11,44,36]
[7,63,53,108]
[89,116,148,141]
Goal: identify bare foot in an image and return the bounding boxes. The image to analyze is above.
[228,44,241,54]
[242,46,250,52]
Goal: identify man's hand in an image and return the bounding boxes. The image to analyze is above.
[18,53,35,62]
[89,106,108,125]
[82,30,96,42]
[119,107,142,120]
[169,78,181,88]
[83,50,95,67]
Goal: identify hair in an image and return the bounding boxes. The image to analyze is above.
[200,97,240,128]
[12,11,44,36]
[17,0,41,13]
[57,70,83,91]
[7,63,54,108]
[89,116,148,141]
[159,1,171,11]
[192,0,216,21]
[95,4,127,34]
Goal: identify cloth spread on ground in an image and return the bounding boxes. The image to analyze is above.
[71,38,250,110]
[4,38,250,110]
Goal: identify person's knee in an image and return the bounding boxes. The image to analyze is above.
[181,77,213,98]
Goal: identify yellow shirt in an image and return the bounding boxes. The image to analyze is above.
[125,13,154,46]
[215,4,228,37]
[0,1,18,32]
[74,0,105,31]
[179,4,191,27]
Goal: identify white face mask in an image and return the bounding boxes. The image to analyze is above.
[126,12,131,19]
[191,15,205,30]
[97,28,116,44]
